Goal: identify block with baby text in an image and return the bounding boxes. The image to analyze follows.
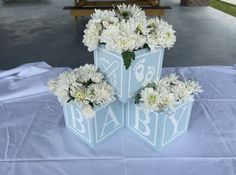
[63,100,124,148]
[126,99,194,150]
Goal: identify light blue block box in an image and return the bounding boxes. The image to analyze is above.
[126,99,194,151]
[63,100,124,148]
[94,45,164,103]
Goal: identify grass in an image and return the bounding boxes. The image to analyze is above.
[209,0,236,17]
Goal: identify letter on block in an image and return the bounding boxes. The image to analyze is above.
[63,100,124,148]
[94,45,164,103]
[126,100,194,150]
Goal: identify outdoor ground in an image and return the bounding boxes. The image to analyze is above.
[0,0,236,70]
[210,0,236,17]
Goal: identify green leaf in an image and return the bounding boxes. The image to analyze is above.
[143,43,150,49]
[135,94,141,104]
[122,51,135,70]
[81,79,93,87]
[67,97,74,103]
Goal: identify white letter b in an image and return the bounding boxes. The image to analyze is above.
[134,108,151,136]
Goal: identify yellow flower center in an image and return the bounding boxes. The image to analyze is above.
[75,90,86,101]
[148,95,156,104]
[165,32,171,39]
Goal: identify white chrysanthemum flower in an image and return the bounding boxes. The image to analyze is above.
[75,64,101,83]
[47,64,116,119]
[89,82,115,105]
[128,17,149,35]
[58,71,77,85]
[132,34,146,50]
[173,83,192,102]
[146,35,161,52]
[120,19,147,50]
[47,79,57,92]
[136,74,202,113]
[101,19,147,53]
[100,23,135,53]
[69,82,82,97]
[164,73,179,83]
[172,80,201,102]
[157,92,175,112]
[83,4,176,62]
[75,64,97,74]
[117,4,146,20]
[100,23,120,50]
[91,9,118,26]
[53,85,70,104]
[114,36,136,53]
[82,21,102,52]
[147,18,176,51]
[140,87,158,112]
[91,72,103,83]
[48,71,77,104]
[81,105,95,119]
[73,87,90,104]
[185,81,203,94]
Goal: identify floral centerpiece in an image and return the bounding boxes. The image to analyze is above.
[47,64,115,118]
[83,4,176,69]
[135,74,202,112]
[126,74,202,150]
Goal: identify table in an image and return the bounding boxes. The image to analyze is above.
[1,65,236,175]
[63,0,171,25]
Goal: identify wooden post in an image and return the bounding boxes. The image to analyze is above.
[74,0,78,24]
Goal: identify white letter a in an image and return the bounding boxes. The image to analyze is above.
[100,107,120,137]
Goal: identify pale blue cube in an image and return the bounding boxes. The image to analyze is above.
[94,45,164,103]
[63,100,124,148]
[126,99,194,150]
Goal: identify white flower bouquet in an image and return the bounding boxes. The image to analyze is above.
[83,4,176,69]
[135,74,202,112]
[48,64,115,118]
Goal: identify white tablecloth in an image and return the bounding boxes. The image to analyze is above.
[0,63,236,175]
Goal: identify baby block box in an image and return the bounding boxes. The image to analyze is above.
[126,99,194,150]
[63,100,124,148]
[94,45,164,103]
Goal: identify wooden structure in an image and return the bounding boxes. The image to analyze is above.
[181,0,209,6]
[63,0,171,24]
